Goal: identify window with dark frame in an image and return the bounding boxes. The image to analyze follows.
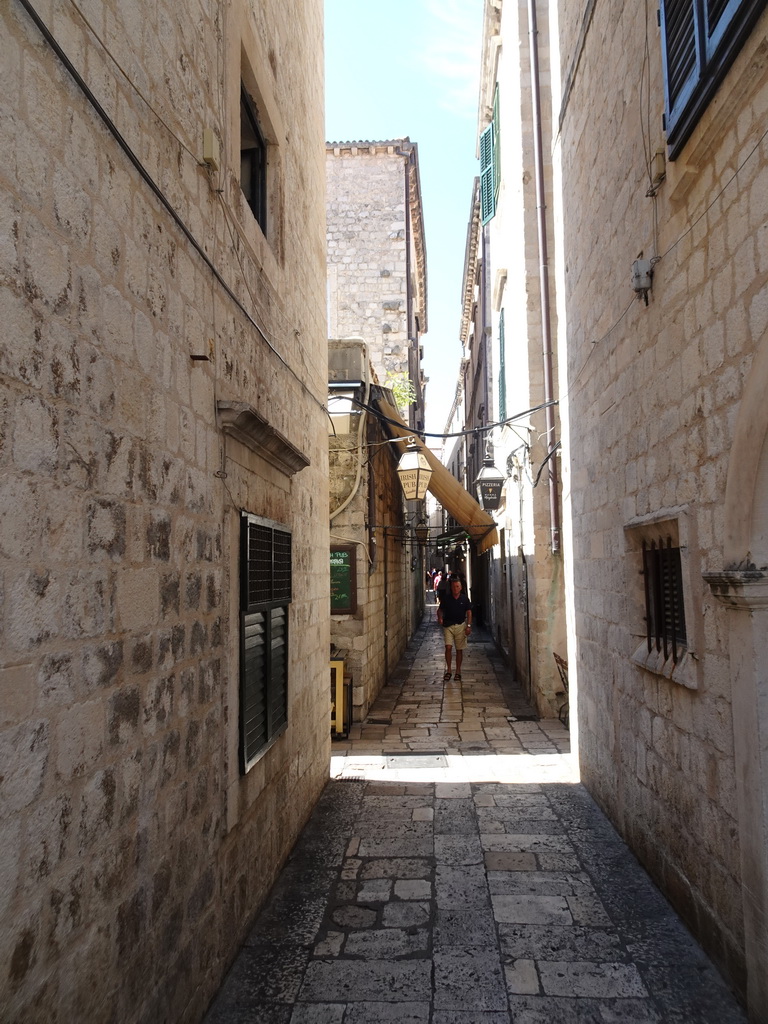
[240,83,267,230]
[660,0,766,158]
[642,538,687,663]
[240,513,291,771]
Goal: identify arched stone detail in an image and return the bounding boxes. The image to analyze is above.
[707,329,768,1021]
[724,333,768,567]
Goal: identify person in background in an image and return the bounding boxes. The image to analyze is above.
[435,568,450,604]
[436,575,472,681]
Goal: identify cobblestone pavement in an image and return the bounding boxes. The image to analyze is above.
[205,601,746,1024]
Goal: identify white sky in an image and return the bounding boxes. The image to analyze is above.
[324,0,484,438]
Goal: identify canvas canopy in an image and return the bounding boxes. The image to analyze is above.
[375,395,499,555]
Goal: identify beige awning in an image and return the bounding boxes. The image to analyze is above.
[375,396,499,555]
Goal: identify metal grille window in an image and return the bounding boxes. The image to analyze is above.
[660,0,765,158]
[240,513,291,771]
[240,84,267,230]
[642,538,687,663]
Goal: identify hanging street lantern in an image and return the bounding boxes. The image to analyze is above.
[414,518,430,547]
[397,439,432,501]
[475,443,505,510]
[327,381,363,435]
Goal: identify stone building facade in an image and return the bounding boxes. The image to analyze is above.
[326,142,430,720]
[1,1,328,1020]
[328,343,422,721]
[455,0,566,718]
[326,139,428,433]
[552,0,768,1014]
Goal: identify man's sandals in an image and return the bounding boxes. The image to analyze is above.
[443,670,452,681]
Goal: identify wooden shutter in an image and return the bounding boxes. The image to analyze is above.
[268,606,288,735]
[480,123,495,224]
[661,0,698,114]
[240,514,291,770]
[661,0,765,157]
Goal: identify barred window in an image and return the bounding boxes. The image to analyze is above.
[642,538,687,663]
[240,513,291,771]
[660,0,765,158]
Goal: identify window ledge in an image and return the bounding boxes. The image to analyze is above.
[631,640,699,690]
[217,401,309,476]
[667,33,768,201]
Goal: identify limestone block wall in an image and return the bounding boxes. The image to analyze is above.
[475,0,566,715]
[326,145,414,389]
[330,410,413,719]
[555,0,768,996]
[0,0,328,1020]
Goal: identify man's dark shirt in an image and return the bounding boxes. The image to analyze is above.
[439,591,472,627]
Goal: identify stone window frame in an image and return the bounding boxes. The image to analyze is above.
[240,82,268,231]
[233,30,285,268]
[239,512,292,772]
[624,506,703,689]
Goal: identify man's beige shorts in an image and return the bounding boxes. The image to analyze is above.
[443,623,468,650]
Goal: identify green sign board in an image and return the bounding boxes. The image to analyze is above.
[330,545,356,615]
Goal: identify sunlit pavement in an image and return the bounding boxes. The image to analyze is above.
[205,601,745,1024]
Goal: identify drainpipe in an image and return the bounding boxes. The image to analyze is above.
[528,0,561,553]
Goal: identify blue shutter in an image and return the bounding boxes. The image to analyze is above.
[242,610,268,755]
[660,0,765,158]
[660,0,699,120]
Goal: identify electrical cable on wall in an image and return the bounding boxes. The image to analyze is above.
[16,0,328,417]
[348,396,560,442]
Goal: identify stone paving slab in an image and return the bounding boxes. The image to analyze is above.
[204,615,747,1024]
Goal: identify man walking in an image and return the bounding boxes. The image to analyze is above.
[436,575,472,681]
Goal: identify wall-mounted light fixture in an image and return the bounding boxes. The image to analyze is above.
[328,381,364,434]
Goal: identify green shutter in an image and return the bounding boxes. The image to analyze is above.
[480,86,500,224]
[480,123,495,224]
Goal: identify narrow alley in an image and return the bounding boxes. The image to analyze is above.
[204,602,746,1024]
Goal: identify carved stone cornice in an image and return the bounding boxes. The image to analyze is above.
[216,401,309,476]
[703,569,768,609]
